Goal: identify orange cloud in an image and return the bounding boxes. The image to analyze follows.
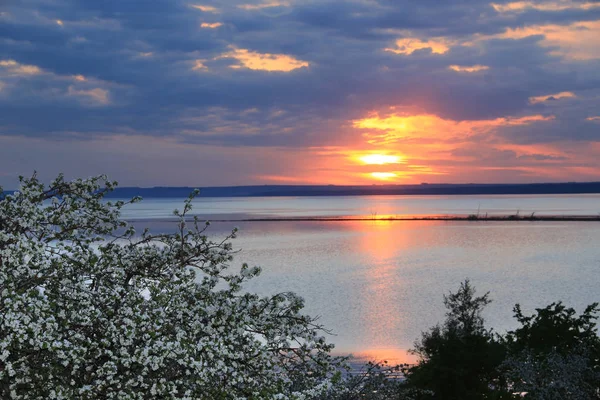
[529,91,576,104]
[587,116,600,122]
[491,1,600,12]
[218,47,309,72]
[482,20,600,60]
[385,38,451,55]
[353,113,554,145]
[448,64,489,73]
[200,22,222,28]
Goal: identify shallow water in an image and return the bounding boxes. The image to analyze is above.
[122,195,600,364]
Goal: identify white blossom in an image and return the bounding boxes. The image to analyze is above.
[0,174,344,399]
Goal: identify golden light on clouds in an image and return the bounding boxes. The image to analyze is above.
[353,113,555,145]
[72,74,86,82]
[238,1,290,10]
[486,20,600,60]
[219,47,309,72]
[358,154,402,165]
[0,60,42,75]
[192,60,208,71]
[587,116,600,122]
[201,22,222,28]
[448,64,489,73]
[55,19,64,26]
[385,38,451,55]
[370,172,398,180]
[491,1,600,12]
[529,91,576,104]
[190,4,219,13]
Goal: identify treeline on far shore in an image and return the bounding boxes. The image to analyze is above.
[95,181,600,198]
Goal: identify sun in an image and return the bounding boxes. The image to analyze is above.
[358,154,402,165]
[370,172,397,180]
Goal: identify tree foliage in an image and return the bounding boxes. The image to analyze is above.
[502,302,600,399]
[0,174,343,399]
[404,281,508,400]
[405,281,600,399]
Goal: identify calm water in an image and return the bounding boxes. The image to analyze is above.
[121,195,600,364]
[120,193,600,220]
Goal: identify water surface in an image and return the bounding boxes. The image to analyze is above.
[120,193,600,220]
[122,195,600,364]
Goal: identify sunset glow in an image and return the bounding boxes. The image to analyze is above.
[358,154,402,165]
[1,0,600,188]
[370,172,398,180]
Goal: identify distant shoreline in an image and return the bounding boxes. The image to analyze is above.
[126,215,600,223]
[103,181,600,199]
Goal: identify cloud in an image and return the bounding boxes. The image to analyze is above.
[448,65,489,72]
[587,116,600,121]
[190,4,220,13]
[218,46,309,71]
[491,1,600,13]
[352,112,555,145]
[529,91,576,104]
[483,20,600,60]
[238,1,291,10]
[385,37,451,55]
[1,0,600,185]
[0,59,42,75]
[67,86,110,105]
[191,60,208,71]
[200,22,223,28]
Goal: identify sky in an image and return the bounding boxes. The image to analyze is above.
[1,0,600,188]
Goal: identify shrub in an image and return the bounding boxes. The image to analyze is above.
[404,280,508,400]
[502,302,600,399]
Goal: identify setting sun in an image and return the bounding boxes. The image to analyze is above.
[370,172,398,180]
[358,154,402,165]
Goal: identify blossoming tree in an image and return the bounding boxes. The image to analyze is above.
[0,174,343,399]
